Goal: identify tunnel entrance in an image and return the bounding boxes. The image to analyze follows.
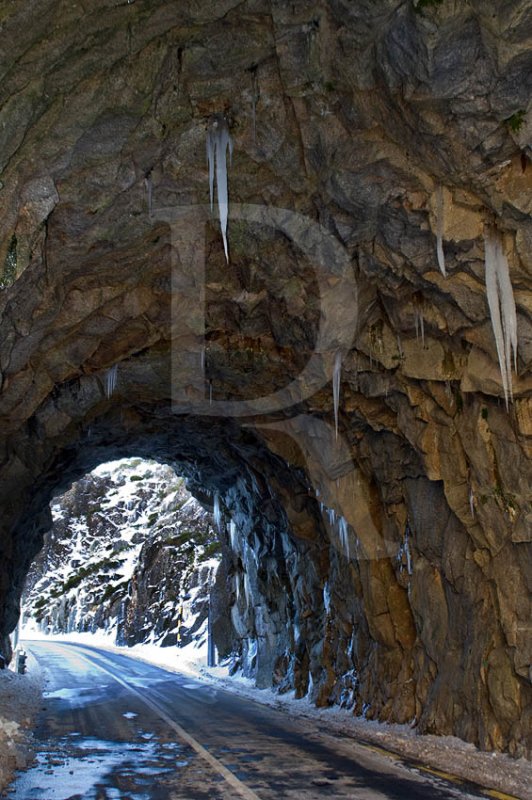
[20,458,222,659]
[1,405,529,756]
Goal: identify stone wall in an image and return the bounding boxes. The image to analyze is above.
[0,0,530,756]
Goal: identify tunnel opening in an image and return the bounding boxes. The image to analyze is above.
[20,457,223,659]
[6,410,336,700]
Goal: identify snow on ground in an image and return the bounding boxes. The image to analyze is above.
[18,630,532,800]
[0,651,43,796]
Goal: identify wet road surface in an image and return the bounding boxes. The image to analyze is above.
[7,641,494,800]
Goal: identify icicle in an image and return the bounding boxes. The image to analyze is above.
[397,526,413,576]
[144,172,153,217]
[213,493,222,531]
[229,520,238,549]
[200,345,205,373]
[469,488,475,518]
[105,365,118,398]
[206,115,233,262]
[412,293,426,349]
[323,581,331,614]
[243,572,251,607]
[209,381,213,405]
[338,516,350,559]
[484,228,518,408]
[414,309,425,348]
[405,535,412,575]
[396,336,403,360]
[435,185,446,277]
[333,351,341,440]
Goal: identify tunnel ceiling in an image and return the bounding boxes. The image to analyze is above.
[0,0,531,757]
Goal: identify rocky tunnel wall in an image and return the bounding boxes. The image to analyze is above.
[0,0,530,757]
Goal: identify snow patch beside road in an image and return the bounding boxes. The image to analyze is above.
[0,652,43,795]
[197,665,532,800]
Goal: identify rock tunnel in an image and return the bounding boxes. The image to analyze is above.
[0,0,531,758]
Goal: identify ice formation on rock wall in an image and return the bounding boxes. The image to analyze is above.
[484,228,518,408]
[396,335,403,360]
[323,580,331,613]
[229,519,238,549]
[144,172,153,217]
[435,185,446,277]
[412,292,426,348]
[469,487,475,518]
[333,352,341,439]
[414,308,425,347]
[397,527,413,576]
[105,365,118,398]
[206,115,233,262]
[338,516,350,559]
[213,492,222,531]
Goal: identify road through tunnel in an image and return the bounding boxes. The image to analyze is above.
[1,386,529,757]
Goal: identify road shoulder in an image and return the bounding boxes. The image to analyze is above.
[0,651,44,795]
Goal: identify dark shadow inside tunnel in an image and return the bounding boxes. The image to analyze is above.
[5,409,329,699]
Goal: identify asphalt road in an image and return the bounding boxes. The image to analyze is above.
[7,641,492,800]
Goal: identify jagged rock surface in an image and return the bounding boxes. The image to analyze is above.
[0,0,530,757]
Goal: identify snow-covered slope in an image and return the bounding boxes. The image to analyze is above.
[22,459,221,650]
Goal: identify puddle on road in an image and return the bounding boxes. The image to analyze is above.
[126,676,170,690]
[43,685,111,709]
[8,735,188,799]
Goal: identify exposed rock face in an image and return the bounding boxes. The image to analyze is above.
[22,459,221,649]
[0,0,530,757]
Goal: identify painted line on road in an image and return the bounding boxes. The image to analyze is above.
[359,743,521,799]
[324,727,522,799]
[416,765,461,783]
[357,743,402,761]
[484,791,523,800]
[73,649,262,800]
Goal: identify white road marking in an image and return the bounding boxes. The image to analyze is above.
[71,647,263,800]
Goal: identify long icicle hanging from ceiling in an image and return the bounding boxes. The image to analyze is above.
[333,352,341,440]
[435,185,446,277]
[484,226,518,409]
[105,364,118,399]
[207,115,233,262]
